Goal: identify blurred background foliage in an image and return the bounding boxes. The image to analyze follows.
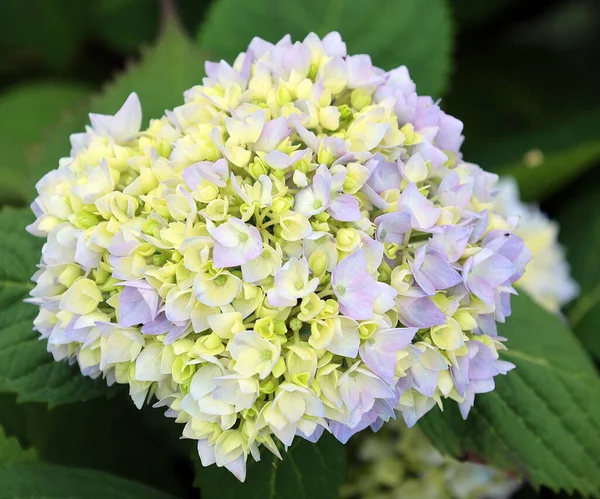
[0,0,599,498]
[1,0,599,204]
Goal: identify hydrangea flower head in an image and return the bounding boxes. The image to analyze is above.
[27,32,529,480]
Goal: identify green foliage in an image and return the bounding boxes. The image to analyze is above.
[0,393,192,496]
[94,0,160,53]
[197,0,452,96]
[0,0,93,70]
[25,19,207,201]
[557,179,600,360]
[453,0,518,27]
[194,432,346,499]
[0,464,177,499]
[0,83,88,205]
[419,293,600,496]
[0,425,37,467]
[0,208,109,405]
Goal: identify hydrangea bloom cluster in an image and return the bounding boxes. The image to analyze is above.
[343,422,519,499]
[27,33,529,480]
[496,178,578,313]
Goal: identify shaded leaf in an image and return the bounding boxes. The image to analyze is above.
[0,425,37,468]
[94,0,160,52]
[0,393,192,496]
[194,433,346,499]
[419,293,600,496]
[0,0,93,69]
[0,83,88,205]
[557,178,600,360]
[197,0,452,96]
[0,464,177,499]
[453,0,518,28]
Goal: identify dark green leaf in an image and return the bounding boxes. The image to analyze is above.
[453,0,518,28]
[0,464,177,499]
[194,433,347,499]
[26,19,207,201]
[197,0,452,96]
[0,393,192,496]
[0,0,93,70]
[0,425,37,468]
[0,208,109,405]
[419,293,600,496]
[0,83,88,205]
[94,0,160,52]
[557,179,600,360]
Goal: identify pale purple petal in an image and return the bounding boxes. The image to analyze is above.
[89,92,142,143]
[464,250,515,304]
[118,282,159,327]
[431,225,471,263]
[411,246,462,295]
[399,183,441,229]
[438,171,473,210]
[322,32,347,57]
[333,250,380,320]
[366,157,401,194]
[359,233,384,273]
[337,283,379,320]
[328,194,362,222]
[264,150,292,169]
[395,295,446,328]
[375,211,411,244]
[254,116,291,151]
[436,112,464,151]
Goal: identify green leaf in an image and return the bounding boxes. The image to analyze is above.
[0,208,109,405]
[0,464,177,499]
[197,0,452,97]
[557,179,600,360]
[0,83,88,205]
[26,19,207,201]
[453,0,518,28]
[0,425,37,467]
[94,0,160,52]
[194,433,347,499]
[418,293,600,496]
[0,0,93,70]
[0,393,192,496]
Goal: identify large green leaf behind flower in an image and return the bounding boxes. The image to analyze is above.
[0,464,177,499]
[0,83,88,205]
[0,392,192,496]
[419,293,600,496]
[0,425,37,467]
[556,177,600,361]
[197,0,453,97]
[194,432,347,499]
